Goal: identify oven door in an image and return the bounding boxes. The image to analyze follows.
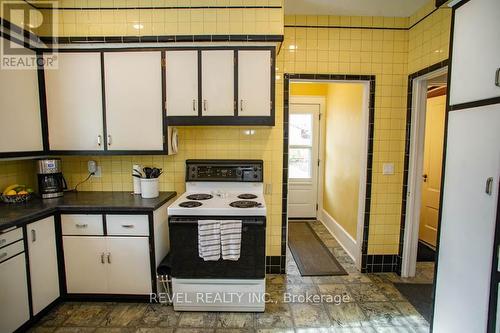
[168,216,266,279]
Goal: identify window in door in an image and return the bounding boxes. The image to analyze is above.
[289,113,314,180]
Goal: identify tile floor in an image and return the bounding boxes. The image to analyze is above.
[29,221,434,333]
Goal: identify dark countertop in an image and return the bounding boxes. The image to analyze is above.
[0,191,177,231]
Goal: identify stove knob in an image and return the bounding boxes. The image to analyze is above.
[253,174,258,179]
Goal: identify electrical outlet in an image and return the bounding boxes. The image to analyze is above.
[93,166,102,177]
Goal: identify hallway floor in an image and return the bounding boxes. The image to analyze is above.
[29,221,433,333]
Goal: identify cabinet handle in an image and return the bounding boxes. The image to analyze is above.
[496,68,500,87]
[107,135,112,146]
[0,252,7,260]
[486,177,494,195]
[121,224,135,229]
[203,100,207,112]
[240,99,244,112]
[192,99,196,112]
[75,223,88,228]
[107,252,111,264]
[97,135,102,146]
[100,252,105,264]
[31,229,36,242]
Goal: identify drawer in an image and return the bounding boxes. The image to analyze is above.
[61,214,103,235]
[0,228,23,248]
[0,240,24,263]
[106,215,149,236]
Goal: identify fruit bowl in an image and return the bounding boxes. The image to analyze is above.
[1,193,33,204]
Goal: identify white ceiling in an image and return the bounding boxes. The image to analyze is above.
[284,0,429,17]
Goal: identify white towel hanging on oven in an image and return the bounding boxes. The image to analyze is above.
[221,220,242,261]
[198,220,221,261]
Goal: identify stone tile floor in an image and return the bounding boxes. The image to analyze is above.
[29,220,434,333]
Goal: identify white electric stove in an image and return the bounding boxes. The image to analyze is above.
[167,160,266,312]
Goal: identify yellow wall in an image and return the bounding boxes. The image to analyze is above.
[323,83,364,239]
[290,82,328,96]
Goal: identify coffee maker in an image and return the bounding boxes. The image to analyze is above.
[37,158,67,199]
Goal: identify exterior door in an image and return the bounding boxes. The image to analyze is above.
[419,94,446,247]
[288,103,320,218]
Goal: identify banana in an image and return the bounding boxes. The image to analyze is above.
[3,184,20,195]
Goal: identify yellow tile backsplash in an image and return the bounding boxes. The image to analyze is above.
[0,0,453,257]
[0,160,36,193]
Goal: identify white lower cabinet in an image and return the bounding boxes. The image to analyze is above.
[63,236,151,295]
[0,253,30,332]
[27,216,60,315]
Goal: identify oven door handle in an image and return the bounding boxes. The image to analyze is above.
[169,218,265,226]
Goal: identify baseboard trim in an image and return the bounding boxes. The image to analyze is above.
[319,209,359,263]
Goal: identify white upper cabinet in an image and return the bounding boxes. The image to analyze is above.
[45,53,104,151]
[27,216,60,315]
[0,37,43,153]
[166,50,198,116]
[449,0,500,105]
[238,50,272,117]
[104,52,163,151]
[201,50,235,116]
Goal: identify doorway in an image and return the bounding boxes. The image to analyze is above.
[286,79,371,272]
[402,67,448,278]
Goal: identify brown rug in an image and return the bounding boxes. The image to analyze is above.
[288,222,347,276]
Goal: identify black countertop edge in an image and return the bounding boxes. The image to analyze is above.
[0,191,177,231]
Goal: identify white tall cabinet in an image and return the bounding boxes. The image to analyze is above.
[433,0,500,331]
[104,52,163,151]
[27,216,60,315]
[44,53,104,151]
[0,37,43,153]
[201,50,235,116]
[238,50,272,116]
[165,50,199,116]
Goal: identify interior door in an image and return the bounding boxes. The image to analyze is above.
[201,50,234,116]
[27,216,60,315]
[106,237,152,294]
[104,51,163,151]
[419,94,446,247]
[63,236,108,294]
[165,50,198,116]
[44,52,104,151]
[238,50,271,116]
[433,103,500,333]
[288,103,320,218]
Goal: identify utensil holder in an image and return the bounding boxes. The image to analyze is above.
[140,178,159,199]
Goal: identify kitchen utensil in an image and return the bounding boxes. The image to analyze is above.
[143,167,153,178]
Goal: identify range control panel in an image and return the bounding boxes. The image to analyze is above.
[186,160,263,182]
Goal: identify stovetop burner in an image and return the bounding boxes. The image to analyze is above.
[179,201,203,208]
[237,193,258,199]
[186,193,213,200]
[230,200,262,208]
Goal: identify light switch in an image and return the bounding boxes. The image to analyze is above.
[383,163,395,175]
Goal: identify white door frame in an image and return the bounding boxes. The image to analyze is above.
[401,66,448,277]
[289,96,325,219]
[288,80,371,271]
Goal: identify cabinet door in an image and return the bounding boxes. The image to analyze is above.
[449,0,500,105]
[238,50,271,117]
[201,50,234,116]
[433,104,500,332]
[166,51,198,116]
[0,37,43,153]
[27,216,60,315]
[63,236,108,294]
[106,237,152,294]
[44,52,104,151]
[104,52,163,151]
[0,254,30,333]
